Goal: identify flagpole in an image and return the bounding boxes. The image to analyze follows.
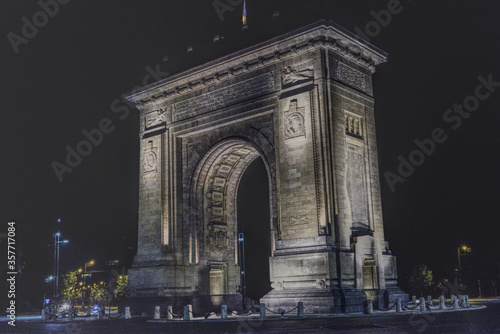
[242,0,248,30]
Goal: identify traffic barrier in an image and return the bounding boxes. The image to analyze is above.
[154,306,160,320]
[419,298,426,312]
[297,302,304,317]
[365,300,373,314]
[221,305,227,319]
[183,305,190,321]
[259,303,266,319]
[396,298,403,313]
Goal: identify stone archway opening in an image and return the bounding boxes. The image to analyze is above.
[236,157,271,301]
[191,138,273,306]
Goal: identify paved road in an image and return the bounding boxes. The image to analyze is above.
[3,302,499,333]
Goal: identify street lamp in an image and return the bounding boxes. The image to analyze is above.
[53,219,69,299]
[83,260,95,285]
[457,244,472,278]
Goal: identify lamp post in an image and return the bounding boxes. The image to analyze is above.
[52,219,69,299]
[83,260,95,285]
[457,245,471,278]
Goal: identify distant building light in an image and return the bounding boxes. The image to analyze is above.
[273,10,280,19]
[57,218,61,223]
[163,55,168,62]
[187,45,193,53]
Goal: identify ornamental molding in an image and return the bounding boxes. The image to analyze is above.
[126,23,387,109]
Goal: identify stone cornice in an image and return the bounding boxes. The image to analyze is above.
[125,20,387,109]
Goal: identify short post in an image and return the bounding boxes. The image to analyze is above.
[439,295,445,310]
[41,308,46,321]
[419,298,426,312]
[125,306,131,319]
[154,306,160,320]
[465,295,470,307]
[396,298,402,313]
[365,299,373,314]
[221,305,227,319]
[453,296,459,310]
[188,304,193,318]
[167,305,173,320]
[427,295,432,305]
[68,307,74,321]
[259,303,266,319]
[183,305,190,321]
[98,305,104,319]
[297,302,304,317]
[412,295,417,304]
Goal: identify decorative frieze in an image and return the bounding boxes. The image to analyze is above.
[336,62,367,93]
[172,72,275,122]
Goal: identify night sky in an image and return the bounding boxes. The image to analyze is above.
[2,0,500,308]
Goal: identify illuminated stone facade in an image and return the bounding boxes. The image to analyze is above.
[125,20,407,314]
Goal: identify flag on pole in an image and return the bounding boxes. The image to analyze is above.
[242,0,247,26]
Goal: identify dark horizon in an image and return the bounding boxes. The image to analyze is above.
[2,0,500,309]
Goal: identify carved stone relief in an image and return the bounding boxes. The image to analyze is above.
[346,142,369,226]
[336,62,366,92]
[143,141,158,173]
[284,99,306,140]
[145,108,166,129]
[282,65,313,86]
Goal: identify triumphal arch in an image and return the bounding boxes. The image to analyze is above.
[125,20,407,314]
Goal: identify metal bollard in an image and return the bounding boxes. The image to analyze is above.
[419,298,426,312]
[412,295,417,304]
[98,305,104,319]
[188,304,193,318]
[465,295,470,307]
[183,305,190,321]
[439,296,445,310]
[154,306,160,320]
[427,296,432,305]
[453,296,459,310]
[365,300,373,314]
[396,298,403,313]
[125,306,131,319]
[297,302,304,317]
[167,306,173,320]
[68,307,74,321]
[41,309,46,321]
[259,303,266,319]
[221,305,227,319]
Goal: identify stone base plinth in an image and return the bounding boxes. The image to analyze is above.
[384,286,409,306]
[260,288,367,314]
